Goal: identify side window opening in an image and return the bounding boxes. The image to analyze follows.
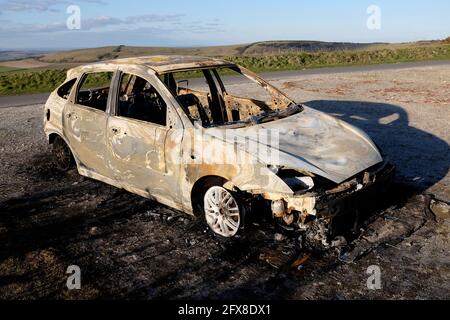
[160,69,223,126]
[118,73,167,126]
[160,67,294,128]
[57,78,77,100]
[76,72,113,112]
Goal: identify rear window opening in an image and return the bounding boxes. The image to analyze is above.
[57,78,77,100]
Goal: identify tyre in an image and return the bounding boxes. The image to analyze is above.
[202,185,247,238]
[52,136,74,171]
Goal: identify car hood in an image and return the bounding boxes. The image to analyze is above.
[208,106,383,184]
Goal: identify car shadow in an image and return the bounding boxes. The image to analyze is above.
[304,100,450,194]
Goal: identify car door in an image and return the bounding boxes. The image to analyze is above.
[107,70,183,207]
[63,70,115,178]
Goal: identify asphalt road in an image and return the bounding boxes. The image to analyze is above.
[0,92,51,108]
[1,59,449,108]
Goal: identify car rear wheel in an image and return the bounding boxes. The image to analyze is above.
[203,186,244,238]
[52,136,74,171]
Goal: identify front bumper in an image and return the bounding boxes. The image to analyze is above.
[268,161,396,227]
[316,161,396,217]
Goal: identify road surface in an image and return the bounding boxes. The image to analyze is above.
[1,59,449,108]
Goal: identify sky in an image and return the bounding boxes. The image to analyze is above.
[0,0,449,49]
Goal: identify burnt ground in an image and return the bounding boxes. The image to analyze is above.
[0,65,449,300]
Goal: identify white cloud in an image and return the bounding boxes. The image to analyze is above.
[0,0,106,12]
[0,13,226,36]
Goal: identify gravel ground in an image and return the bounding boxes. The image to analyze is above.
[0,64,449,299]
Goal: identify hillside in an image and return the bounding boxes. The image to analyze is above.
[35,39,450,62]
[39,44,245,63]
[0,50,52,62]
[1,38,449,96]
[1,39,448,68]
[39,41,383,63]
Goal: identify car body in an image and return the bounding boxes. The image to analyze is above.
[43,55,394,243]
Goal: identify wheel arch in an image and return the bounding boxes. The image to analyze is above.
[47,131,79,166]
[48,132,60,145]
[190,175,228,216]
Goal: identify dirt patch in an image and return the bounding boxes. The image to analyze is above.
[0,59,52,70]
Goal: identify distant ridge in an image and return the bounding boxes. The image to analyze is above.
[0,38,448,66]
[39,41,386,63]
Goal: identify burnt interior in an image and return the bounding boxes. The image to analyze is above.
[76,71,114,112]
[117,73,167,126]
[159,66,293,127]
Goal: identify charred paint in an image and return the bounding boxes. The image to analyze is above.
[44,55,393,239]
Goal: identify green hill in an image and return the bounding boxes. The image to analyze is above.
[37,41,392,63]
[1,39,449,96]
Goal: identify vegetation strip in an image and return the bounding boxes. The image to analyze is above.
[1,44,449,96]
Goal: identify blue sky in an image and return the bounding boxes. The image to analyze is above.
[0,0,449,49]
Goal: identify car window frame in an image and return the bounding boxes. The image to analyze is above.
[56,78,77,100]
[73,70,116,114]
[111,70,170,129]
[161,66,298,128]
[158,68,227,127]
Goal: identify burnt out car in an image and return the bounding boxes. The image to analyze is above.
[44,55,394,244]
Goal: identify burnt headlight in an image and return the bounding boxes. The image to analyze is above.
[283,176,315,193]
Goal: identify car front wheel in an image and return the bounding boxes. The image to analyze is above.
[203,186,244,238]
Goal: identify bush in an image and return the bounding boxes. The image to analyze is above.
[225,44,450,72]
[0,69,67,96]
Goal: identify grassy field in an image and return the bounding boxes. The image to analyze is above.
[39,44,245,63]
[0,69,67,95]
[38,41,383,63]
[1,41,449,96]
[35,39,449,63]
[229,44,450,72]
[0,66,20,73]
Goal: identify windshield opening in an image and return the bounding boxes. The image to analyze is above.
[159,66,301,128]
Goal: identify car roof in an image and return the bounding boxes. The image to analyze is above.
[69,55,236,75]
